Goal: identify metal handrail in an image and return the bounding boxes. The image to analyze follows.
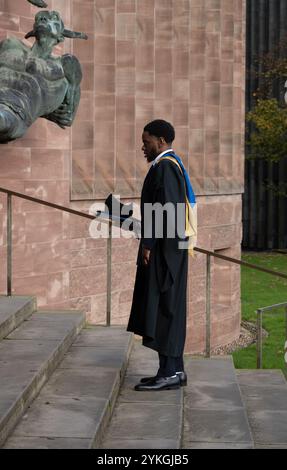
[0,186,113,325]
[194,247,287,358]
[256,302,287,369]
[1,185,287,348]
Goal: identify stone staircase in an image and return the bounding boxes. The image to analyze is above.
[1,296,286,449]
[0,296,132,448]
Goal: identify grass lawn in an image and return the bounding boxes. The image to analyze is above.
[232,251,287,372]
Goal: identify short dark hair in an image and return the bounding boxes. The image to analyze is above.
[144,119,175,144]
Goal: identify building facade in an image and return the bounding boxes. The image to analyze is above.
[0,0,246,353]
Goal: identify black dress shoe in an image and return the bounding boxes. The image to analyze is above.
[135,375,180,391]
[140,371,187,386]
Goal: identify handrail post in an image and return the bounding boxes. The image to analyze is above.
[206,253,211,358]
[257,308,263,369]
[106,220,112,326]
[7,193,12,296]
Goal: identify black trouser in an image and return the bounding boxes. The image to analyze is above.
[157,353,184,377]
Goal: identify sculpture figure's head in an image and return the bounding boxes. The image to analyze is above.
[27,11,65,43]
[25,10,88,43]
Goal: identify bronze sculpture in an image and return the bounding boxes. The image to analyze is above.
[0,10,87,143]
[27,0,48,7]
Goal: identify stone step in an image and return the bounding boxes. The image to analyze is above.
[3,326,133,449]
[100,339,184,449]
[237,369,287,449]
[0,310,85,447]
[182,356,254,449]
[0,296,36,341]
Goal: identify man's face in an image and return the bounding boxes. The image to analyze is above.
[142,131,162,163]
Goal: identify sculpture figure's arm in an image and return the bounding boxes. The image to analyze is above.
[44,54,82,129]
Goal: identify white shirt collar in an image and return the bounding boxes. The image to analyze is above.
[152,149,174,166]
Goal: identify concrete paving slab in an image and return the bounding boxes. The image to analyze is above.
[4,327,133,449]
[184,381,245,411]
[8,320,78,341]
[42,367,120,400]
[100,341,183,449]
[0,296,36,341]
[239,384,287,412]
[125,344,159,377]
[0,339,61,364]
[0,311,85,447]
[4,436,91,449]
[101,439,179,449]
[247,410,287,446]
[255,444,287,449]
[11,396,107,439]
[184,356,237,384]
[237,369,287,387]
[183,441,254,449]
[73,330,132,349]
[105,402,181,441]
[60,346,128,369]
[183,408,253,443]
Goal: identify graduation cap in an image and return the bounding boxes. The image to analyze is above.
[104,194,133,220]
[95,194,140,238]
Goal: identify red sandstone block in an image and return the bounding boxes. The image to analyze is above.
[23,181,70,208]
[117,40,136,67]
[206,32,220,58]
[155,48,172,74]
[72,121,94,150]
[117,0,135,13]
[190,7,205,30]
[154,100,172,122]
[205,106,220,131]
[116,67,135,96]
[155,73,172,100]
[189,107,204,130]
[206,58,220,81]
[155,0,172,10]
[189,55,205,77]
[24,211,63,244]
[137,15,155,44]
[94,65,115,94]
[95,36,115,65]
[30,150,65,181]
[136,72,154,98]
[116,96,135,123]
[96,0,115,8]
[95,5,115,36]
[73,0,94,32]
[73,37,95,62]
[221,37,234,61]
[116,12,136,41]
[0,12,19,31]
[0,149,31,179]
[70,266,107,297]
[173,101,189,127]
[45,126,70,152]
[112,262,136,291]
[70,247,106,269]
[137,0,155,16]
[95,94,115,122]
[206,0,221,9]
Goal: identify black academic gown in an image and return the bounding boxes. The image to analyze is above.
[127,155,189,357]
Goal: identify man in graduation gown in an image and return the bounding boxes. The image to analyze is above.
[127,119,194,391]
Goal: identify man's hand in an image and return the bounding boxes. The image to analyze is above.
[142,247,151,267]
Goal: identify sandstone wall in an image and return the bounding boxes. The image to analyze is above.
[0,0,246,353]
